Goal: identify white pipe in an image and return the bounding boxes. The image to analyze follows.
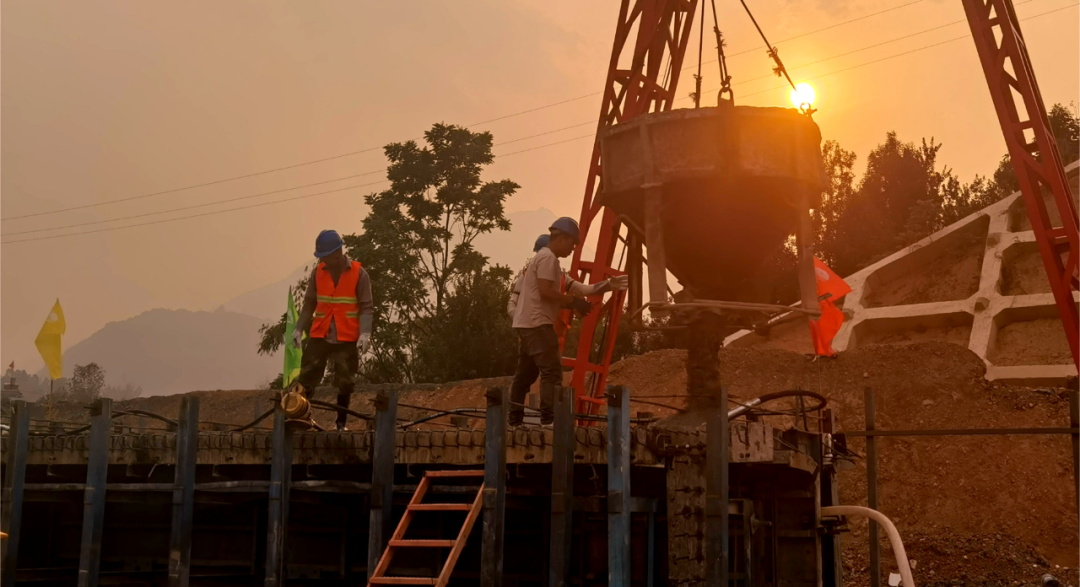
[820,505,915,587]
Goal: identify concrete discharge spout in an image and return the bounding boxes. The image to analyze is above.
[820,505,915,587]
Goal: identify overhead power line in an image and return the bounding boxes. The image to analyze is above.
[1,181,385,244]
[2,124,598,238]
[1,0,932,223]
[1,133,599,244]
[6,1,1073,245]
[732,2,1077,101]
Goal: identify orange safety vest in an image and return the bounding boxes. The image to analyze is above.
[310,261,363,342]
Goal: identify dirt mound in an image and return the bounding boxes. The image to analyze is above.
[844,530,1077,587]
[605,341,1078,568]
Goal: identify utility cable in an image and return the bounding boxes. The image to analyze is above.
[731,0,1043,88]
[731,1,1077,101]
[1,132,599,244]
[2,122,596,238]
[1,0,936,223]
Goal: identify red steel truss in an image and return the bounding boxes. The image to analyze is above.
[963,0,1080,368]
[565,0,700,417]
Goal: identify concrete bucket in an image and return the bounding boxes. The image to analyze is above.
[599,105,825,303]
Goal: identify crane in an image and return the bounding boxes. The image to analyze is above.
[564,0,1080,417]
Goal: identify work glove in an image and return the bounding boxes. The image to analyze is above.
[357,333,371,353]
[291,329,303,349]
[607,275,629,291]
[571,297,594,317]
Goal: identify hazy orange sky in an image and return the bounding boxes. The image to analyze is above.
[2,0,1078,371]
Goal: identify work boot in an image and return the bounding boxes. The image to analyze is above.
[335,390,351,432]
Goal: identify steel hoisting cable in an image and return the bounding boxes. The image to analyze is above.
[737,0,798,92]
[694,0,706,107]
[710,0,733,103]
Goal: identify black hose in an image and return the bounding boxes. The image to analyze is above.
[728,389,827,420]
[230,407,275,432]
[114,409,178,428]
[400,408,487,429]
[306,399,374,422]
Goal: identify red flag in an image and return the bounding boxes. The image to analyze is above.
[813,257,851,301]
[809,299,845,356]
[809,258,851,357]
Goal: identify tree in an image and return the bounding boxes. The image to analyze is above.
[814,140,857,268]
[103,382,143,400]
[411,265,519,382]
[342,123,519,383]
[258,123,520,384]
[980,102,1079,209]
[2,367,51,402]
[68,363,106,403]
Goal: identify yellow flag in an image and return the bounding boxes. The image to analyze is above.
[35,299,66,380]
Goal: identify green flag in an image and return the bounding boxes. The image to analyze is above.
[283,288,302,387]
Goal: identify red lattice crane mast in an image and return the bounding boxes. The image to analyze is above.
[962,0,1080,369]
[562,0,700,417]
[565,0,1079,415]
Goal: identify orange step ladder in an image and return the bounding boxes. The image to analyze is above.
[367,469,485,586]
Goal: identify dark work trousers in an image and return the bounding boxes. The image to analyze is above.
[509,325,561,425]
[298,337,360,427]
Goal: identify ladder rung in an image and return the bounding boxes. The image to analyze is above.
[369,577,438,585]
[423,470,485,478]
[389,539,456,548]
[408,503,473,511]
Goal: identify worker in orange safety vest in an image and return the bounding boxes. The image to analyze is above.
[294,230,374,431]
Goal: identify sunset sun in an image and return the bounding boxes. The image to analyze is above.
[789,82,817,109]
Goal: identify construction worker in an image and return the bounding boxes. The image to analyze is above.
[294,230,374,431]
[507,235,552,318]
[508,232,628,327]
[508,218,627,427]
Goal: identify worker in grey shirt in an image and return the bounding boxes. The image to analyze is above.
[508,234,627,318]
[509,218,627,426]
[293,230,374,430]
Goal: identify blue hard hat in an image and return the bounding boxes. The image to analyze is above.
[314,230,344,258]
[549,217,581,243]
[533,234,550,252]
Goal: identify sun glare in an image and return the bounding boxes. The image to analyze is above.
[789,82,816,109]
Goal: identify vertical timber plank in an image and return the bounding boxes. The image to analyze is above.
[168,397,199,586]
[367,390,398,581]
[865,387,880,587]
[78,398,112,587]
[481,387,507,587]
[264,401,293,586]
[607,386,631,587]
[549,386,574,587]
[1,400,30,587]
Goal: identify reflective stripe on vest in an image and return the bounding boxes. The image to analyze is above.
[310,260,363,342]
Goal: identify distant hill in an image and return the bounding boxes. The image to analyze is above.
[219,265,310,322]
[54,308,280,396]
